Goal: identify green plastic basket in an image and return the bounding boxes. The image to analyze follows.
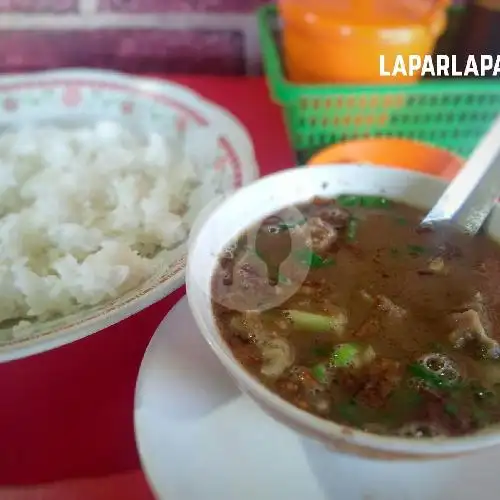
[257,4,500,163]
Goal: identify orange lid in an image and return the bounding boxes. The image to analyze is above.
[307,138,463,181]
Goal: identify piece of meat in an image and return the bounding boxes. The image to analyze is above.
[435,241,463,259]
[460,291,486,313]
[234,262,268,294]
[354,316,379,338]
[259,337,295,378]
[416,392,477,437]
[334,369,366,395]
[418,256,448,276]
[241,310,268,342]
[227,336,262,371]
[355,358,403,409]
[228,315,255,342]
[353,295,405,338]
[306,201,350,229]
[428,257,446,273]
[333,358,402,409]
[359,290,375,303]
[278,366,330,415]
[297,217,338,253]
[377,295,407,319]
[475,261,487,274]
[449,308,500,360]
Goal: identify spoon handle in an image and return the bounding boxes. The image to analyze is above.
[422,114,500,234]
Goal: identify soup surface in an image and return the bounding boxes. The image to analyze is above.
[211,195,500,438]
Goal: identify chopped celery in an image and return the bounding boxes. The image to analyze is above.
[285,309,346,334]
[312,363,328,384]
[330,343,359,367]
[330,343,376,368]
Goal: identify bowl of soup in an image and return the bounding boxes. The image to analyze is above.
[186,164,500,460]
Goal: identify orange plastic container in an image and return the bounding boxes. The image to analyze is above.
[307,138,463,180]
[279,0,450,84]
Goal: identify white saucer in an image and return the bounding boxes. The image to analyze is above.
[134,297,500,500]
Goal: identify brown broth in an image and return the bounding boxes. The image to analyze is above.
[211,195,500,438]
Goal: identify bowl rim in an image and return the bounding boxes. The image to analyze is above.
[186,164,500,457]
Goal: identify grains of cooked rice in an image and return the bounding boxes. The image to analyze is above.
[0,120,221,337]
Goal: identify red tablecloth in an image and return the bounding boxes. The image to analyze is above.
[0,76,294,485]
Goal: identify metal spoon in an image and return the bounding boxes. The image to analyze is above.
[422,114,500,235]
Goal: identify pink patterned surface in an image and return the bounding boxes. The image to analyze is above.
[0,0,77,12]
[99,0,269,13]
[0,30,245,74]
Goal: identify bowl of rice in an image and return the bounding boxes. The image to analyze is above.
[0,69,258,362]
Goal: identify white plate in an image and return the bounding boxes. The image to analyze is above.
[134,297,500,500]
[0,69,258,362]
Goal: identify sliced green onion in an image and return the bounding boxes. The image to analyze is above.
[312,363,328,384]
[330,343,376,368]
[337,195,360,207]
[359,196,392,208]
[330,343,359,367]
[336,195,392,209]
[346,218,358,241]
[285,309,346,334]
[294,248,335,268]
[407,244,426,256]
[395,216,407,225]
[408,362,458,389]
[390,247,400,257]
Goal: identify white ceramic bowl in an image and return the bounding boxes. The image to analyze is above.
[186,164,500,460]
[0,69,258,362]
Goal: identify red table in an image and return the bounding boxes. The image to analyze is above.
[0,76,294,485]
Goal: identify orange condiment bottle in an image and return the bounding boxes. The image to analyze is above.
[278,0,450,84]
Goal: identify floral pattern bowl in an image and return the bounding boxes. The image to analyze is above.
[0,68,258,362]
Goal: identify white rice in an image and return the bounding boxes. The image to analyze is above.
[0,120,219,337]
